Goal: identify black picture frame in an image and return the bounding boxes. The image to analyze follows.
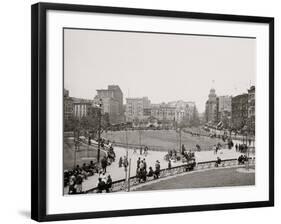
[31,2,274,222]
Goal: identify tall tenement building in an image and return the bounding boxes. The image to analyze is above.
[217,96,232,128]
[247,86,255,134]
[231,93,248,131]
[64,89,74,121]
[94,85,124,124]
[205,88,218,124]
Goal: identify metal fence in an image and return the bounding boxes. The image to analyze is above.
[112,141,230,152]
[85,157,255,193]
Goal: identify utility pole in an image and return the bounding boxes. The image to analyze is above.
[179,127,182,153]
[139,129,142,147]
[97,99,102,163]
[74,143,77,169]
[246,133,250,170]
[73,130,79,168]
[128,158,131,192]
[125,128,128,177]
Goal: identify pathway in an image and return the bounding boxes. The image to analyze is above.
[64,139,253,194]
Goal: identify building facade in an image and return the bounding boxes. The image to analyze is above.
[231,93,248,131]
[168,101,195,124]
[205,88,218,124]
[125,97,151,122]
[247,86,255,134]
[150,104,176,122]
[94,85,124,124]
[218,96,232,113]
[217,96,232,128]
[73,99,93,119]
[64,89,74,121]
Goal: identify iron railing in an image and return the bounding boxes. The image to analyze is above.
[85,157,255,193]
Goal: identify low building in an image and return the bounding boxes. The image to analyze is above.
[125,97,151,122]
[150,103,176,122]
[168,101,195,124]
[73,98,93,119]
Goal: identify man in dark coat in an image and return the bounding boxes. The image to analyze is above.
[101,156,108,173]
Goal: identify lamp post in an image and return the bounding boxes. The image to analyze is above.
[73,130,80,169]
[97,99,103,163]
[123,124,137,192]
[179,127,182,154]
[127,158,132,192]
[139,128,142,147]
[74,141,77,169]
[245,132,250,171]
[125,126,128,179]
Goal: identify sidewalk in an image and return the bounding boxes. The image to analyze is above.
[64,139,251,194]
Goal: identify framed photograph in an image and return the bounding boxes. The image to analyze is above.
[31,2,274,222]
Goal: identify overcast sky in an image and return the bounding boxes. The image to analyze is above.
[64,29,256,113]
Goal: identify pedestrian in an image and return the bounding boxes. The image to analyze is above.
[144,146,148,156]
[118,156,123,167]
[140,147,143,155]
[215,156,222,167]
[97,177,106,193]
[137,157,141,169]
[147,166,154,177]
[99,171,107,183]
[123,156,128,169]
[168,159,171,169]
[75,174,83,193]
[212,145,216,154]
[181,144,186,155]
[68,175,77,194]
[101,156,108,173]
[105,175,112,193]
[154,160,161,179]
[142,158,146,170]
[139,160,144,170]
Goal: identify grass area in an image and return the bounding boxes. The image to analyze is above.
[102,129,219,151]
[63,138,106,170]
[136,167,255,191]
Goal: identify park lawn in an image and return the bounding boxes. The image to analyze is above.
[102,129,219,151]
[63,137,106,170]
[135,167,255,191]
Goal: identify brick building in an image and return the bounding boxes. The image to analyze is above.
[231,93,248,131]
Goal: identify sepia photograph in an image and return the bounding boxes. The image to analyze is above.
[63,28,256,195]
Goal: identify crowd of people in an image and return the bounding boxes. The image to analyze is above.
[235,143,248,153]
[238,154,249,164]
[96,171,113,193]
[139,146,149,156]
[65,137,117,194]
[135,158,161,183]
[166,148,181,162]
[66,161,99,194]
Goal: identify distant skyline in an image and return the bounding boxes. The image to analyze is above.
[64,29,256,113]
